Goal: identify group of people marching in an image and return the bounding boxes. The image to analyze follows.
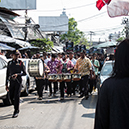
[5,49,101,118]
[35,50,100,101]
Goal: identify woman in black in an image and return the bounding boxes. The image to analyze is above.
[94,39,129,129]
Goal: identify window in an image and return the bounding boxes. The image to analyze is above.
[101,62,114,76]
[0,58,7,69]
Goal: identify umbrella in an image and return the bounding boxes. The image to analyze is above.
[93,41,117,48]
[0,43,15,51]
[18,46,40,51]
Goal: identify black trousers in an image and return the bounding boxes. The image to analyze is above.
[94,75,98,89]
[79,75,89,96]
[49,81,58,94]
[60,81,65,97]
[71,81,77,95]
[9,79,22,112]
[66,82,71,95]
[60,81,71,97]
[89,79,94,93]
[45,79,49,90]
[36,79,45,97]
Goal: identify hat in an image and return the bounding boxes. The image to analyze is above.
[12,50,19,55]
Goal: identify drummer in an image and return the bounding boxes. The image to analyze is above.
[74,50,92,100]
[59,54,74,100]
[47,54,62,97]
[35,54,50,100]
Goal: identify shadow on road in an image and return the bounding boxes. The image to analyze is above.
[28,98,76,104]
[80,93,98,109]
[0,114,12,120]
[82,113,95,118]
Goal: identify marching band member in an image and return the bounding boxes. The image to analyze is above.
[6,50,26,118]
[47,54,62,97]
[69,52,77,95]
[59,54,74,100]
[35,55,50,100]
[74,50,92,99]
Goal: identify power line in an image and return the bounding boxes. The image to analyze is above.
[40,12,106,28]
[83,26,124,33]
[29,3,95,12]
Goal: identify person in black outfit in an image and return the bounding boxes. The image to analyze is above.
[5,50,26,118]
[94,39,129,129]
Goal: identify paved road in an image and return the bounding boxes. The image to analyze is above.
[0,91,98,129]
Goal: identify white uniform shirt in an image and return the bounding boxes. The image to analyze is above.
[44,58,50,65]
[69,58,77,66]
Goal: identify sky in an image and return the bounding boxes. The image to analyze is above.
[14,0,126,42]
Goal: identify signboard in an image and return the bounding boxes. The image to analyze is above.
[0,0,36,10]
[39,16,68,32]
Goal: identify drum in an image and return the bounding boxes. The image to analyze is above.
[72,74,81,81]
[56,74,63,82]
[28,59,44,77]
[63,73,71,82]
[47,74,57,82]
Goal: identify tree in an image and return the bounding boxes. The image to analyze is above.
[30,38,53,52]
[60,18,88,46]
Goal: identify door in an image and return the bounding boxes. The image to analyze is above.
[0,58,7,97]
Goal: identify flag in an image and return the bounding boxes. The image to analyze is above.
[96,0,105,10]
[105,0,111,4]
[107,0,129,17]
[96,0,111,10]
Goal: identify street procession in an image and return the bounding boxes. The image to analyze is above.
[0,0,129,129]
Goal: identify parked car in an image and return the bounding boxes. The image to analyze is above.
[20,58,36,96]
[0,55,11,105]
[97,60,114,93]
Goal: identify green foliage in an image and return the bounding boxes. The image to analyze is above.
[30,38,53,52]
[116,37,125,42]
[60,18,89,47]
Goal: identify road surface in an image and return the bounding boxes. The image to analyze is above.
[0,91,98,129]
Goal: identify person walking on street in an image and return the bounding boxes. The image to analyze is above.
[5,50,26,118]
[69,52,77,95]
[47,54,61,97]
[59,54,74,100]
[91,54,100,92]
[35,55,50,100]
[74,50,92,99]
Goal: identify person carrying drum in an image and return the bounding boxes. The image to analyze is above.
[59,54,74,100]
[5,50,26,118]
[35,54,50,100]
[74,50,92,100]
[47,54,62,97]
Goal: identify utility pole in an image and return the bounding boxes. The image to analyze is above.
[24,10,28,41]
[89,31,95,46]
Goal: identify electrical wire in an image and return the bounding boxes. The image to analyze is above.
[40,11,107,28]
[83,26,124,33]
[29,3,95,12]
